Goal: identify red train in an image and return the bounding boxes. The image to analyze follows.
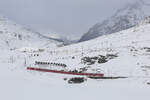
[27,67,104,77]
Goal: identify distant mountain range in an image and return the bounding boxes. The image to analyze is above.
[79,0,150,42]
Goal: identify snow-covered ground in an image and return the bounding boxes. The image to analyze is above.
[0,52,150,100]
[1,22,150,100]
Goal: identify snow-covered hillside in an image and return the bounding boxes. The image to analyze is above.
[0,16,63,50]
[79,0,150,42]
[1,16,150,100]
[44,22,150,77]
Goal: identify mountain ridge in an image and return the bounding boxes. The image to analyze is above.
[79,0,150,42]
[0,15,64,50]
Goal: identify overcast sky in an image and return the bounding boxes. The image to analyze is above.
[0,0,138,39]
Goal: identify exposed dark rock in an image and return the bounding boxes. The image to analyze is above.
[143,47,150,52]
[68,77,86,84]
[98,56,108,64]
[106,54,118,60]
[81,57,96,65]
[81,54,118,65]
[147,82,150,85]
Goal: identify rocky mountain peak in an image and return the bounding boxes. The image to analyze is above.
[79,0,150,42]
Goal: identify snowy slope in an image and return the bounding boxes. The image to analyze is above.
[0,16,63,50]
[21,21,150,80]
[1,17,150,100]
[39,22,150,78]
[79,0,150,42]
